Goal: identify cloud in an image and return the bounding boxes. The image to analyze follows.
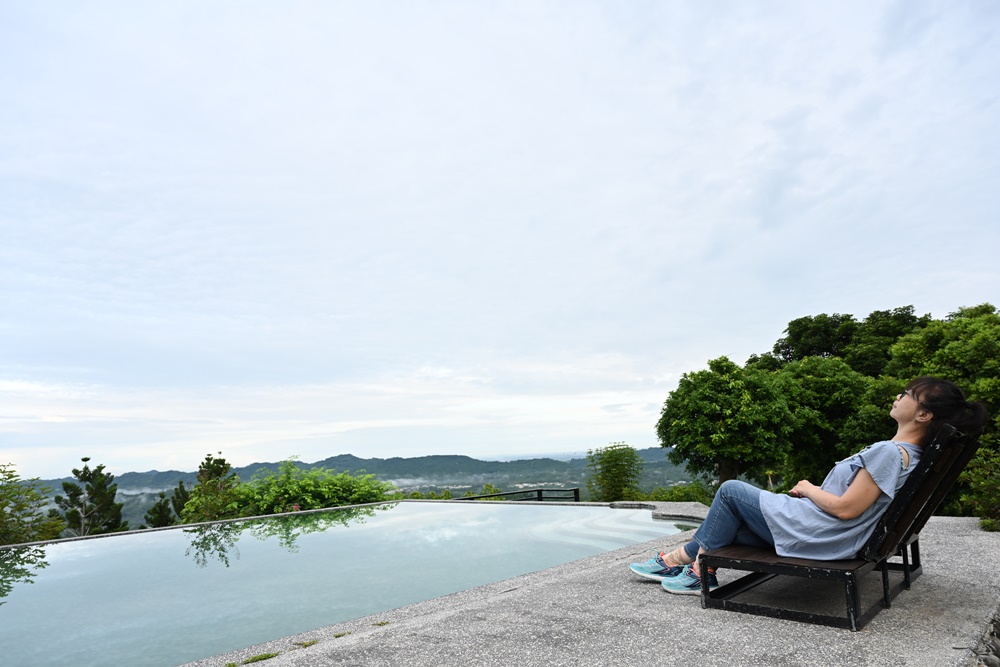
[1,1,999,478]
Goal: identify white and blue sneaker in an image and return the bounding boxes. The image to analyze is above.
[660,563,719,595]
[629,552,685,581]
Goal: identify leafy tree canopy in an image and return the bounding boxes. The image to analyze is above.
[657,356,794,485]
[661,303,999,530]
[772,356,872,486]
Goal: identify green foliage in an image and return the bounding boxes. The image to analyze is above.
[773,313,858,362]
[0,464,65,545]
[886,304,1000,427]
[142,492,176,529]
[842,306,930,377]
[664,303,997,530]
[960,447,1000,531]
[882,305,1000,520]
[51,457,128,537]
[771,307,929,377]
[645,481,715,505]
[586,442,644,502]
[772,356,872,487]
[180,453,245,523]
[658,357,793,485]
[241,653,281,664]
[238,459,394,515]
[400,488,456,500]
[170,481,190,517]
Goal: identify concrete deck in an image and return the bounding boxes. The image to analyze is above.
[182,506,1000,667]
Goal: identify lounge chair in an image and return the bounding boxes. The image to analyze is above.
[698,424,979,630]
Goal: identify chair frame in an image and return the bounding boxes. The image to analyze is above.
[698,425,979,631]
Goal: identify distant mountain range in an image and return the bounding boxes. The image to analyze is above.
[40,448,691,528]
[42,446,687,494]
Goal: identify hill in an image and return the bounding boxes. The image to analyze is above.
[40,448,691,528]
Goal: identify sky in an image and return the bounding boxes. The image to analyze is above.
[2,1,999,480]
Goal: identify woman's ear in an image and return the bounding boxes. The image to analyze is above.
[915,409,934,424]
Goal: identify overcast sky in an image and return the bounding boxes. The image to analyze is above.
[2,1,998,479]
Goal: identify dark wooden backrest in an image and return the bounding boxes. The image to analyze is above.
[902,432,981,543]
[859,424,978,562]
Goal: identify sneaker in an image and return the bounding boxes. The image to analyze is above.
[660,564,719,595]
[629,553,685,581]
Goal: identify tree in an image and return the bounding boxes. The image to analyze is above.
[51,457,128,537]
[885,304,1000,420]
[842,306,930,377]
[586,442,644,502]
[0,464,65,545]
[883,304,1000,524]
[170,481,190,518]
[773,357,872,486]
[773,313,858,362]
[180,453,245,523]
[657,356,793,485]
[142,492,176,528]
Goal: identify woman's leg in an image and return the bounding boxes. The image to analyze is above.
[658,539,699,567]
[692,479,774,554]
[660,480,773,568]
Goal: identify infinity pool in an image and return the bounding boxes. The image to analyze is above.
[0,501,688,667]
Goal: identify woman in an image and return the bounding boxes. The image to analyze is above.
[630,376,989,595]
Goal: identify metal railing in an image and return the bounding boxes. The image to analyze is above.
[458,487,581,502]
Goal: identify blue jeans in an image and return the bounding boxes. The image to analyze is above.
[682,480,775,561]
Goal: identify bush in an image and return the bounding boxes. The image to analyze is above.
[960,447,1000,531]
[239,459,394,515]
[645,481,715,506]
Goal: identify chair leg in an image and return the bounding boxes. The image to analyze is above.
[845,574,862,632]
[880,559,891,608]
[901,544,912,589]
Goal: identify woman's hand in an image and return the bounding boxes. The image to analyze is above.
[786,470,883,520]
[788,480,817,498]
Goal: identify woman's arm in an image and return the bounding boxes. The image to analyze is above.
[788,468,883,520]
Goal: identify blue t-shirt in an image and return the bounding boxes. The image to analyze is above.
[759,441,922,560]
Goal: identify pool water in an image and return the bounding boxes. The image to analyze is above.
[0,501,687,667]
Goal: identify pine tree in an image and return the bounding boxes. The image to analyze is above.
[170,480,190,517]
[51,457,129,537]
[143,492,176,528]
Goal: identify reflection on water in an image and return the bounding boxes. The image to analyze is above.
[0,546,48,606]
[184,503,386,567]
[0,503,684,667]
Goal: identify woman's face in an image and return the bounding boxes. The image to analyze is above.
[891,389,930,423]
